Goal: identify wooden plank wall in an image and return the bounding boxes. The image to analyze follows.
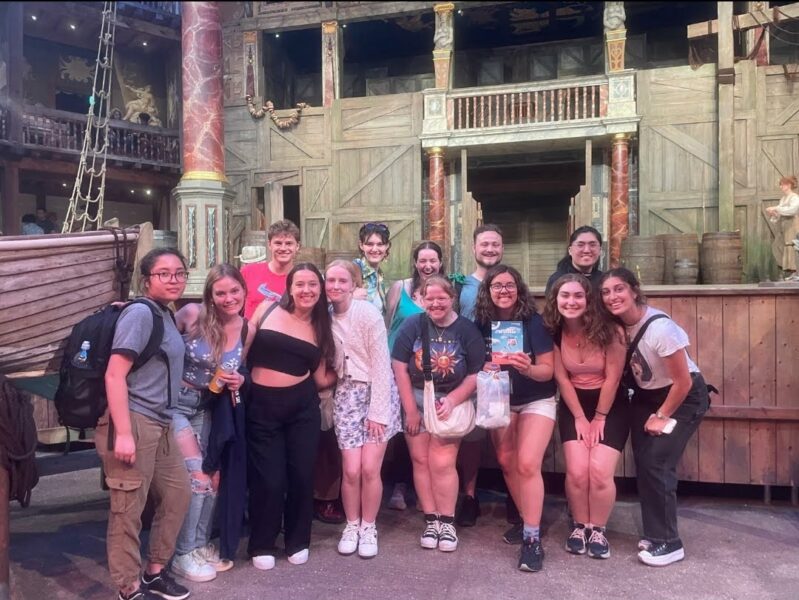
[540,289,799,487]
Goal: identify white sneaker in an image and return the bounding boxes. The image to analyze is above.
[437,521,458,552]
[338,523,359,555]
[197,543,234,572]
[251,554,275,571]
[171,549,217,582]
[388,484,407,510]
[287,548,309,565]
[420,517,439,549]
[358,524,378,558]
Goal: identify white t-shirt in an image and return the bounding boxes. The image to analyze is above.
[625,306,699,390]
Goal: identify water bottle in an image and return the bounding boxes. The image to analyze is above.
[75,340,90,364]
[208,358,238,393]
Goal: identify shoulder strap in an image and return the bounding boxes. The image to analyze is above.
[421,315,433,381]
[240,317,249,346]
[626,313,668,365]
[257,301,280,329]
[128,297,173,409]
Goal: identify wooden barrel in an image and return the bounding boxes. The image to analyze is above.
[657,233,699,284]
[241,229,267,249]
[621,236,665,285]
[325,249,360,266]
[296,247,326,269]
[701,231,743,284]
[152,229,178,249]
[673,258,699,284]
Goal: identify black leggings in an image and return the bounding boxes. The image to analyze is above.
[246,378,320,557]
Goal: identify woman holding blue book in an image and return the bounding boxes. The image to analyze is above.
[473,265,555,573]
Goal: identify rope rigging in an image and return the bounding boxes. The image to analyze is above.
[62,2,118,233]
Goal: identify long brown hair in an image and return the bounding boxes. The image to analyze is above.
[280,263,335,364]
[543,273,617,349]
[189,263,247,364]
[474,265,535,325]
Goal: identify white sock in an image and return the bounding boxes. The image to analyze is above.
[347,519,360,527]
[360,520,375,529]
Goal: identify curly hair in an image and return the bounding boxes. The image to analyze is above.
[543,273,617,349]
[473,265,535,326]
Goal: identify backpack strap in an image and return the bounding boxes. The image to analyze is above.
[625,314,668,367]
[421,315,433,382]
[129,298,172,409]
[257,301,280,329]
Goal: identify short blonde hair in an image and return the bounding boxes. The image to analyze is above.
[325,259,363,287]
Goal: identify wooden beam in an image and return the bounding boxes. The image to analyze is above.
[718,2,735,232]
[17,157,179,187]
[1,161,20,236]
[687,1,799,39]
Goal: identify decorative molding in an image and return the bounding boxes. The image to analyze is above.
[246,98,309,128]
[187,205,197,268]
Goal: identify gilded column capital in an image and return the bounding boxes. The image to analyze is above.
[612,133,629,143]
[434,3,455,14]
[322,20,338,34]
[427,146,445,158]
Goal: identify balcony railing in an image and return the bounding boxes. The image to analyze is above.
[117,1,181,17]
[0,105,180,168]
[448,77,609,131]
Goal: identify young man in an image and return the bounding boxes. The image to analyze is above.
[456,224,504,528]
[241,219,301,320]
[36,208,56,234]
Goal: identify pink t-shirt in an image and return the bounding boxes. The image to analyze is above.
[241,263,287,319]
[560,337,606,390]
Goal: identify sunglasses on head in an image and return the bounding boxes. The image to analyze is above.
[361,222,389,233]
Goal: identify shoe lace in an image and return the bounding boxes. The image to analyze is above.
[569,526,586,541]
[360,524,377,544]
[341,523,359,541]
[439,522,457,541]
[423,520,439,537]
[588,528,608,546]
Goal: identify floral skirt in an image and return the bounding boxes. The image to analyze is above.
[333,379,401,450]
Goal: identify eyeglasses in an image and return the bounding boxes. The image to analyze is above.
[490,282,517,292]
[148,271,189,283]
[572,241,600,250]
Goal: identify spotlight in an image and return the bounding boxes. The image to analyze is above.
[142,41,148,47]
[69,23,77,30]
[31,15,37,21]
[275,33,280,38]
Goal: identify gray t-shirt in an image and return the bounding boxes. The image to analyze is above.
[459,275,481,321]
[111,299,185,425]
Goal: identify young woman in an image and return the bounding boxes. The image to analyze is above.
[247,263,336,570]
[171,264,255,582]
[473,265,555,572]
[96,248,191,600]
[325,260,401,558]
[353,222,391,314]
[391,276,485,553]
[543,274,628,560]
[600,267,710,567]
[546,225,603,294]
[384,240,446,510]
[765,175,799,281]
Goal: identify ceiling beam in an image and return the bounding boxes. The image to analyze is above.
[687,2,799,39]
[18,157,179,186]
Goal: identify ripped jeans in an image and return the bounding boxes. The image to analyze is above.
[173,386,216,556]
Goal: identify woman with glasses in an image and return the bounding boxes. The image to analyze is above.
[473,265,555,572]
[546,226,604,294]
[247,264,337,569]
[96,248,192,600]
[391,276,485,553]
[170,264,255,582]
[353,222,391,314]
[542,274,628,561]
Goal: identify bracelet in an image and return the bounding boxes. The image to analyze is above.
[595,409,609,416]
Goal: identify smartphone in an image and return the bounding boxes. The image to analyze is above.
[650,414,677,434]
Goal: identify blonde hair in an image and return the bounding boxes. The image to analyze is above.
[325,259,363,287]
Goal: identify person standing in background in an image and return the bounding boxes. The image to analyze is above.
[546,226,604,294]
[353,222,391,314]
[765,175,799,281]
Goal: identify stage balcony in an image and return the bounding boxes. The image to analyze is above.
[0,103,180,171]
[420,71,640,150]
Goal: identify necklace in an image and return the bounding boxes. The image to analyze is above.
[432,323,446,342]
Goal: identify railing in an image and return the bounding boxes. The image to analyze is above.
[117,1,181,16]
[0,104,7,141]
[448,77,609,131]
[19,106,180,167]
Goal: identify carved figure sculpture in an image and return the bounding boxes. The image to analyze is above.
[434,12,453,50]
[603,1,626,31]
[123,84,157,123]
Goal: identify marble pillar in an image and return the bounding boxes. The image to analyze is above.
[609,133,630,268]
[322,21,340,108]
[174,1,234,297]
[433,3,454,89]
[427,147,446,243]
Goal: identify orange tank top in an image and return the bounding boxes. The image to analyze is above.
[560,336,606,390]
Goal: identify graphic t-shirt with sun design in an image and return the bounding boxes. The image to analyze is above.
[391,313,486,393]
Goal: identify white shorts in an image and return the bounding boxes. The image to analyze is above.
[510,396,558,421]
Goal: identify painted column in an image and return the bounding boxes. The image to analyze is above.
[174,1,234,297]
[609,133,630,268]
[322,21,340,108]
[427,147,446,243]
[603,2,627,73]
[433,4,454,89]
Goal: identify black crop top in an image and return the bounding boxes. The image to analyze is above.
[250,329,321,376]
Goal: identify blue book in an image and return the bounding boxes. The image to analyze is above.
[491,321,523,365]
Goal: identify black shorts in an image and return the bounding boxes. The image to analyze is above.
[558,386,630,452]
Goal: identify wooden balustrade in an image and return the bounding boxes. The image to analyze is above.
[451,80,609,131]
[18,107,180,167]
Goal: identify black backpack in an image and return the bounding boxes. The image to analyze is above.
[54,299,166,429]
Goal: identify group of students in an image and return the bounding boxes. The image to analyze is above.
[98,219,710,600]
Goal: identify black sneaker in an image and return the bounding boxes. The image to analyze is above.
[565,524,588,555]
[118,589,160,600]
[587,526,610,559]
[638,540,684,567]
[141,570,190,600]
[518,538,544,572]
[502,522,524,545]
[455,494,480,527]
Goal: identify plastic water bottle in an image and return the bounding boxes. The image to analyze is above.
[75,340,90,364]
